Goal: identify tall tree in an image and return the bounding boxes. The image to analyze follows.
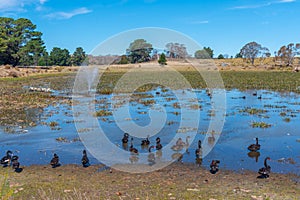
[276,43,300,66]
[0,17,45,66]
[19,37,47,66]
[71,47,86,66]
[165,42,188,59]
[49,47,71,66]
[126,39,153,63]
[239,42,269,65]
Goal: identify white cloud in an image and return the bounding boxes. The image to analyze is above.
[46,7,92,20]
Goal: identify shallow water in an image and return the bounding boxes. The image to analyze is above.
[0,88,299,175]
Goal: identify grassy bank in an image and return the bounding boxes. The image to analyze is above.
[97,70,300,93]
[1,163,299,199]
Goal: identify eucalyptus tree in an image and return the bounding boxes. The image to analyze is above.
[126,39,153,63]
[276,43,300,66]
[240,42,269,65]
[165,42,188,59]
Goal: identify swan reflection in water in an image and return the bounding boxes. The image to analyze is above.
[248,151,260,162]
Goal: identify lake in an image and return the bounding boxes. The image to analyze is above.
[0,87,299,175]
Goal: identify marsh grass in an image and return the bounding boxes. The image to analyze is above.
[251,121,272,128]
[239,107,267,115]
[94,110,112,117]
[0,170,14,200]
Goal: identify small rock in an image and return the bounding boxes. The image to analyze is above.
[240,188,251,193]
[187,188,200,192]
[116,191,122,196]
[251,195,263,200]
[64,189,72,193]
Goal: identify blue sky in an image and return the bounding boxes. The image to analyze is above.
[0,0,299,57]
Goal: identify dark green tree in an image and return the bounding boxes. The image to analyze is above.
[235,53,242,58]
[38,51,49,66]
[49,47,71,66]
[217,54,224,59]
[71,47,86,66]
[158,53,167,65]
[0,17,45,66]
[126,39,153,63]
[19,37,47,66]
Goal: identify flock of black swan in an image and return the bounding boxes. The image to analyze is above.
[1,135,271,178]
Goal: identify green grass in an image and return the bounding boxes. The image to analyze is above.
[95,70,300,93]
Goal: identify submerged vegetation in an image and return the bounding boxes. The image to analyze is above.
[250,121,272,128]
[1,67,300,128]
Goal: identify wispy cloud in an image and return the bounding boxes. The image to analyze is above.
[278,0,296,2]
[39,0,47,4]
[230,3,271,10]
[189,20,209,24]
[0,0,47,13]
[0,0,26,12]
[230,0,296,10]
[46,7,92,20]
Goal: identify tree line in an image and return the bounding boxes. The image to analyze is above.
[120,39,300,67]
[1,17,299,67]
[0,17,86,67]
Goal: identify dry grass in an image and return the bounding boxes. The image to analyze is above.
[1,163,299,199]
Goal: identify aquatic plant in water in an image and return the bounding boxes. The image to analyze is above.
[250,121,272,128]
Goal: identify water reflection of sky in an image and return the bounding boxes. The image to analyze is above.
[0,88,299,175]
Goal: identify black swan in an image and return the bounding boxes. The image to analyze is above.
[156,137,163,150]
[248,137,260,152]
[122,133,129,144]
[1,150,13,167]
[210,160,220,174]
[156,137,161,144]
[11,155,22,172]
[141,135,150,146]
[195,140,202,159]
[129,138,139,154]
[50,153,60,168]
[81,150,90,168]
[257,157,271,178]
